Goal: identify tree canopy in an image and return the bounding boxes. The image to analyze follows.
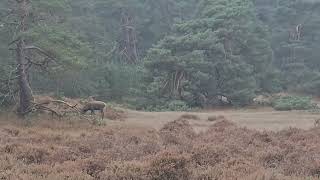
[0,0,319,111]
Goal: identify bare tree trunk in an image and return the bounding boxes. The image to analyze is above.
[16,39,34,115]
[16,0,34,116]
[119,9,139,64]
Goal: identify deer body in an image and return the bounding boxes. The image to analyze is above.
[81,101,106,119]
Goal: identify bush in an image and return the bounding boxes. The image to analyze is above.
[166,100,190,111]
[159,119,196,147]
[144,100,191,112]
[99,161,147,180]
[147,151,190,180]
[272,96,316,111]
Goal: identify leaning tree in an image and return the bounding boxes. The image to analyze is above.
[1,0,70,116]
[10,0,56,115]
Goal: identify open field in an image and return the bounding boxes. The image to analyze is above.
[0,108,319,179]
[123,107,320,132]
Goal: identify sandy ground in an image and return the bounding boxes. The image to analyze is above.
[117,107,320,132]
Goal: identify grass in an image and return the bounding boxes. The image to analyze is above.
[0,115,319,179]
[179,114,200,120]
[207,115,225,122]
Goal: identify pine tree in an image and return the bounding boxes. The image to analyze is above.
[145,0,273,107]
[0,0,91,114]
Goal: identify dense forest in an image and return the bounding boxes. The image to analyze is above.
[0,0,320,112]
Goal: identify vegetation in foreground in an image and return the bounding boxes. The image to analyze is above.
[0,116,319,180]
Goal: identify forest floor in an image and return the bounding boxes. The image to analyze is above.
[0,107,320,179]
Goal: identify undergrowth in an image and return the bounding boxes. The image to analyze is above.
[272,95,316,111]
[0,117,319,179]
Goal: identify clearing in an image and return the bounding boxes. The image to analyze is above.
[118,107,320,132]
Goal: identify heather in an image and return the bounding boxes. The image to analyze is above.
[0,116,319,180]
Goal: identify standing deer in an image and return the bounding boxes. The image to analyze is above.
[81,97,106,119]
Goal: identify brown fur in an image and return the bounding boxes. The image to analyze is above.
[81,101,106,119]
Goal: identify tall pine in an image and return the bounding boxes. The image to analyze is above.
[145,0,274,107]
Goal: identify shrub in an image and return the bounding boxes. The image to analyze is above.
[99,161,147,180]
[167,100,190,111]
[160,119,196,148]
[272,96,315,111]
[2,110,320,179]
[147,151,190,180]
[81,159,106,178]
[17,146,49,164]
[144,100,191,112]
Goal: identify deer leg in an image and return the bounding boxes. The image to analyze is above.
[91,109,94,115]
[101,109,104,119]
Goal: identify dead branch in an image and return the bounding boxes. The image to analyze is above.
[162,79,169,90]
[25,56,46,66]
[173,71,178,92]
[171,72,175,93]
[24,46,56,61]
[33,103,62,118]
[176,71,184,93]
[8,38,20,46]
[25,57,50,72]
[50,100,79,110]
[106,43,117,58]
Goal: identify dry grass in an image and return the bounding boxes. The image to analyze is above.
[0,114,319,180]
[105,108,127,121]
[207,115,226,122]
[179,114,200,120]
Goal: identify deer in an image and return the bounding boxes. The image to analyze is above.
[80,96,106,119]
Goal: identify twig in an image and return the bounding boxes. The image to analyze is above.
[50,100,79,111]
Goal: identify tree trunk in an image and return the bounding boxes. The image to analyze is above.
[16,39,34,115]
[119,9,138,64]
[15,0,34,116]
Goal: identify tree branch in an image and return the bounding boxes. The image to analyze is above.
[24,46,57,61]
[8,38,20,46]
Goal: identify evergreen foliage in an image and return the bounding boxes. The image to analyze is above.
[0,0,319,110]
[144,0,273,108]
